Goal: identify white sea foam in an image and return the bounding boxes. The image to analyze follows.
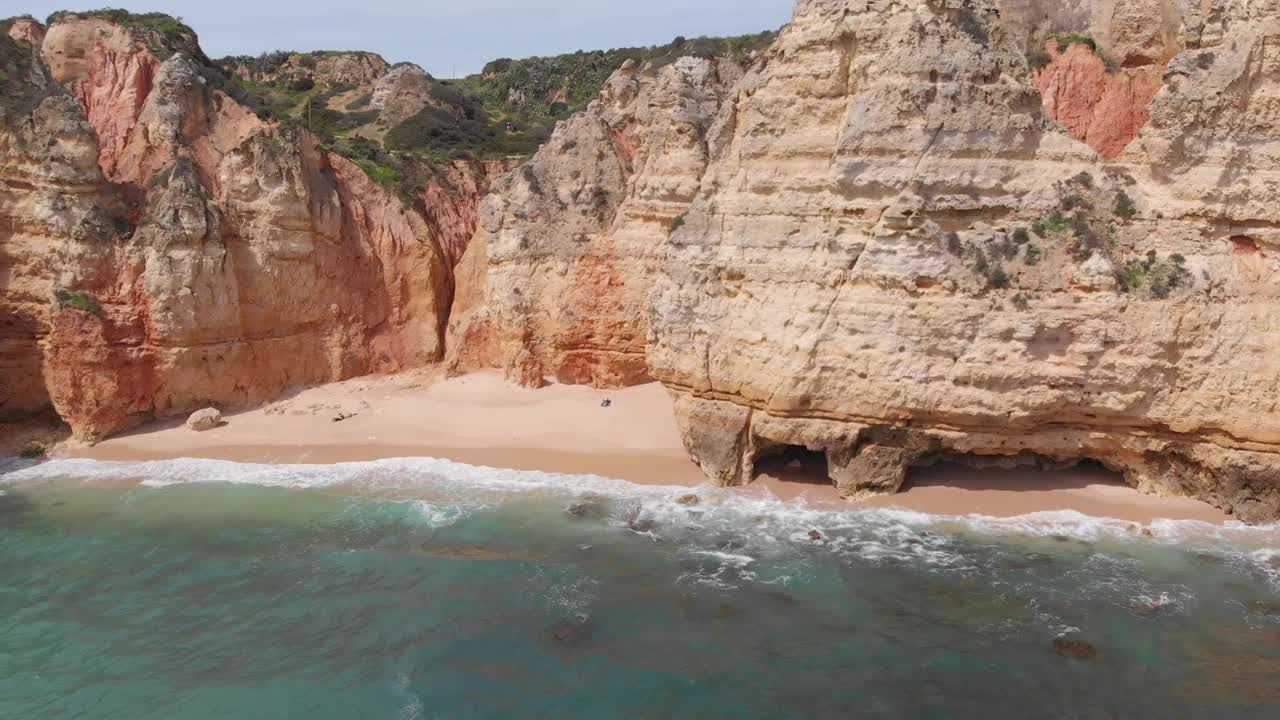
[692,550,756,568]
[6,455,1278,636]
[1249,548,1280,587]
[409,500,474,529]
[4,457,1279,553]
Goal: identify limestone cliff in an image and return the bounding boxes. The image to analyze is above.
[446,57,743,387]
[456,0,1280,522]
[2,15,458,439]
[649,0,1280,522]
[2,19,117,422]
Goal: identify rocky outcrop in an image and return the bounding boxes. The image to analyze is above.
[368,64,437,129]
[2,16,455,439]
[445,56,742,387]
[230,51,390,87]
[6,17,45,47]
[186,407,221,431]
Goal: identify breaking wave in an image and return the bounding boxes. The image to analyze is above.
[4,456,1278,592]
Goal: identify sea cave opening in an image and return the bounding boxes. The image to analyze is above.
[752,444,832,487]
[902,453,1127,494]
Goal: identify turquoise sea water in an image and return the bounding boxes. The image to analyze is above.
[2,457,1279,719]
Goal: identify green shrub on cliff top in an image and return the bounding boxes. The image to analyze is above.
[222,50,293,76]
[46,9,195,44]
[460,30,777,136]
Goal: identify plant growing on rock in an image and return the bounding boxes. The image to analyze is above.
[1024,243,1042,266]
[1121,263,1147,291]
[1034,212,1071,237]
[1069,210,1106,260]
[1118,252,1192,297]
[353,159,402,189]
[1114,191,1137,220]
[55,289,101,315]
[1046,32,1098,52]
[972,247,989,276]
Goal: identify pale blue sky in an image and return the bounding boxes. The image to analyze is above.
[16,1,792,76]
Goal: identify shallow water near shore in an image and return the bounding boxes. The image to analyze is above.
[2,458,1279,719]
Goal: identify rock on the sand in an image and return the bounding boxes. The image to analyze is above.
[187,408,223,432]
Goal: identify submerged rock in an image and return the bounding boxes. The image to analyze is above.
[1053,637,1099,660]
[565,500,608,520]
[1249,601,1280,617]
[547,616,594,648]
[627,517,658,533]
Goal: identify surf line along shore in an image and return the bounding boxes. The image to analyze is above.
[70,370,1229,526]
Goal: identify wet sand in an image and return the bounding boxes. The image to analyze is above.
[72,370,1230,525]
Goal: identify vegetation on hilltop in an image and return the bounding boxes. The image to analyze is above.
[457,32,777,130]
[209,29,775,172]
[207,30,770,188]
[218,49,386,78]
[22,9,778,195]
[46,8,196,44]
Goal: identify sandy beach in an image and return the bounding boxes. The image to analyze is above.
[72,370,1229,525]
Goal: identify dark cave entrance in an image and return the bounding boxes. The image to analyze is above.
[752,444,833,487]
[902,454,1128,493]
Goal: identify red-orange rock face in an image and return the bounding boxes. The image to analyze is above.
[1038,42,1162,159]
[2,16,467,440]
[412,160,518,268]
[42,307,157,439]
[444,57,742,389]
